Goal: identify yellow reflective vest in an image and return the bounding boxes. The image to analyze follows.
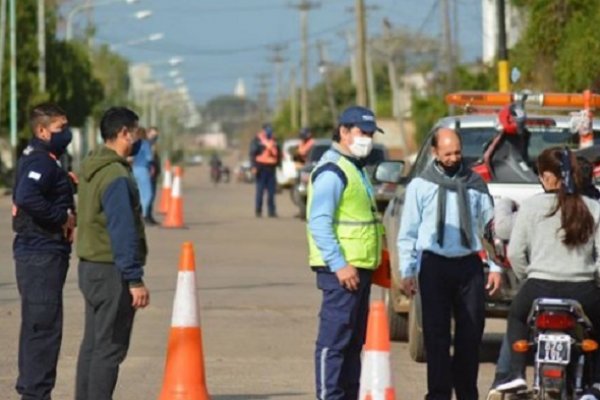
[307,151,382,269]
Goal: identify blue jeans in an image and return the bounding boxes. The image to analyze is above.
[255,166,276,215]
[314,268,372,400]
[133,166,152,218]
[492,334,512,387]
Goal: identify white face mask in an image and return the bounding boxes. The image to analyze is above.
[349,135,373,158]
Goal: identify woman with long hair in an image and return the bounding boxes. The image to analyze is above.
[496,146,600,394]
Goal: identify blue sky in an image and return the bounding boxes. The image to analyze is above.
[80,0,483,104]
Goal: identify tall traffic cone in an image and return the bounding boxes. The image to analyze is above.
[162,166,185,228]
[158,160,172,215]
[359,301,396,400]
[159,242,210,400]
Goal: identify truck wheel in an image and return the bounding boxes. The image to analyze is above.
[408,292,427,362]
[383,288,408,341]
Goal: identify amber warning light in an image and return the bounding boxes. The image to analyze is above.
[446,91,600,109]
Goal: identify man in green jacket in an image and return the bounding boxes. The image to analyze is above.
[75,107,149,400]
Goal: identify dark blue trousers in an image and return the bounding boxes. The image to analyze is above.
[419,251,485,400]
[15,252,69,400]
[315,268,372,400]
[255,166,276,215]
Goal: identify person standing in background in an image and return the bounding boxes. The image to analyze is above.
[147,127,161,222]
[131,127,156,225]
[249,123,280,217]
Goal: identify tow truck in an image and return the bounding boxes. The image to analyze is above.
[377,89,600,362]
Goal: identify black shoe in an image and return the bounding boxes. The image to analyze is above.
[144,216,158,226]
[268,213,278,218]
[255,211,262,218]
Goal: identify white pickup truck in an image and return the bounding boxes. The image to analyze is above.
[381,113,600,362]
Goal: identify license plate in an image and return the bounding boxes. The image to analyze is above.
[536,334,571,365]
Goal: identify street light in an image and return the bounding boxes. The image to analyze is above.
[95,9,152,24]
[109,32,164,50]
[66,0,141,41]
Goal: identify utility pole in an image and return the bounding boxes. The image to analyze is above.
[366,46,377,113]
[0,0,7,127]
[37,0,45,92]
[289,65,299,130]
[381,18,407,149]
[441,0,455,91]
[340,30,357,85]
[316,40,338,127]
[9,0,16,164]
[497,0,509,92]
[290,0,320,128]
[355,0,368,106]
[267,43,287,113]
[452,0,459,66]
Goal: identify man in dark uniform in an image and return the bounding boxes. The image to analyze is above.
[249,123,281,217]
[12,103,75,400]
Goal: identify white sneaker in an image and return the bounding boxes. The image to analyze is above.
[496,378,527,393]
[580,395,597,400]
[485,388,503,400]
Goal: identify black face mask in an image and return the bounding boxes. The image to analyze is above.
[49,127,73,156]
[130,139,142,157]
[437,160,461,176]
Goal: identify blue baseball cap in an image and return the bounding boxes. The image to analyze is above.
[338,106,384,134]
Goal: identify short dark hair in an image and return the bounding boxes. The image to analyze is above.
[332,124,354,142]
[100,107,139,142]
[29,103,66,134]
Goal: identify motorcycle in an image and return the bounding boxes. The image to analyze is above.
[511,298,599,399]
[210,165,222,185]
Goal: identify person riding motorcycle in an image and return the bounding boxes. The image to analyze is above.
[495,147,600,396]
[209,153,223,184]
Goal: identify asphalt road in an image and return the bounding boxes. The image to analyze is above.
[0,162,506,399]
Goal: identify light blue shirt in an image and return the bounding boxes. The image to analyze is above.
[307,148,373,272]
[397,175,501,278]
[132,140,153,169]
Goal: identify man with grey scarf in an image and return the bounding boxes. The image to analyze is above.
[397,127,503,400]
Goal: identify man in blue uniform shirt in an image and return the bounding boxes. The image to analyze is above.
[307,106,384,400]
[12,103,75,400]
[397,127,502,400]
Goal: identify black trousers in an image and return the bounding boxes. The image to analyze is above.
[419,251,485,400]
[75,261,136,400]
[15,252,69,400]
[507,278,600,380]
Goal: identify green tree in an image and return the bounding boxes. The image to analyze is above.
[1,0,104,138]
[90,44,131,118]
[510,0,600,91]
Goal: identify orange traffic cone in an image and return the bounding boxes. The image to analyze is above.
[162,166,185,228]
[159,242,210,400]
[359,301,396,400]
[158,160,172,215]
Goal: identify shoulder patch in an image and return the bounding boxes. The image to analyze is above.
[27,171,42,181]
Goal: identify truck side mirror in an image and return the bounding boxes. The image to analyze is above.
[374,160,405,184]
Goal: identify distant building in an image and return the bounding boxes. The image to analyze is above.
[481,0,524,64]
[196,132,228,150]
[234,78,246,98]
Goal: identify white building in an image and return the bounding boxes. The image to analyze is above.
[481,0,524,64]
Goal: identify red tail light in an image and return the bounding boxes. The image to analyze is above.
[536,312,576,331]
[542,368,564,379]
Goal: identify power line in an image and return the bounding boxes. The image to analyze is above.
[96,17,353,57]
